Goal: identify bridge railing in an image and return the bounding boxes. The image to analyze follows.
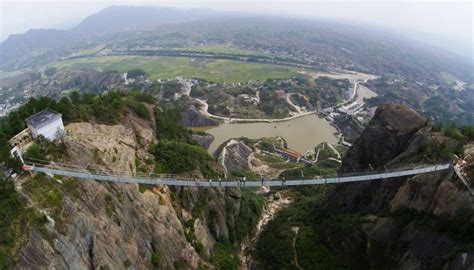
[24,159,452,187]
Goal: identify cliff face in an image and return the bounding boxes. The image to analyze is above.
[341,103,429,171]
[13,113,255,269]
[326,103,473,269]
[215,139,277,179]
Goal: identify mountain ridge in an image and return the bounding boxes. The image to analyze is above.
[0,6,213,65]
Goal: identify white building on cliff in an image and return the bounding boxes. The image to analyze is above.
[25,108,64,141]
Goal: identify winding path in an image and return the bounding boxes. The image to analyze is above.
[195,98,317,124]
[287,93,304,114]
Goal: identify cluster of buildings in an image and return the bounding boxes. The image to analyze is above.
[337,101,364,115]
[237,93,259,105]
[0,100,21,117]
[319,99,375,123]
[173,77,198,100]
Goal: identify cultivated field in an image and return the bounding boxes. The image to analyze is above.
[175,45,273,57]
[55,56,299,82]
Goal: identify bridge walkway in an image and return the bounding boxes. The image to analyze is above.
[25,163,452,188]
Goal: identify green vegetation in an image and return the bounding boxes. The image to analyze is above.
[211,242,240,270]
[44,67,57,77]
[24,135,67,163]
[309,76,348,106]
[415,121,472,162]
[155,107,192,142]
[230,170,257,181]
[0,175,40,268]
[126,99,150,120]
[0,90,153,169]
[389,208,474,251]
[257,89,291,118]
[255,161,348,269]
[127,68,147,78]
[151,252,161,269]
[173,258,189,270]
[150,240,162,270]
[255,214,295,269]
[105,193,115,218]
[256,154,302,170]
[418,141,462,161]
[254,183,357,269]
[231,189,265,243]
[7,172,80,249]
[367,77,474,125]
[23,174,64,225]
[175,45,272,57]
[260,76,347,109]
[279,164,337,179]
[314,143,338,161]
[255,182,339,269]
[123,259,132,268]
[55,56,299,82]
[296,227,342,269]
[434,121,474,141]
[190,189,209,217]
[255,132,474,270]
[152,141,216,174]
[151,106,219,176]
[189,75,352,119]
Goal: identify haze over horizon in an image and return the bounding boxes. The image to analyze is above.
[1,1,472,59]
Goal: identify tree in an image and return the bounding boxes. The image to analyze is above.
[127,69,147,78]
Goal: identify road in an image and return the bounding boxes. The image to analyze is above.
[286,93,304,114]
[189,69,377,125]
[195,98,318,124]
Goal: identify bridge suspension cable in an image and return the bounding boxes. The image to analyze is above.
[23,162,452,188]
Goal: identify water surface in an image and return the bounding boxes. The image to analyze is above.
[206,114,338,154]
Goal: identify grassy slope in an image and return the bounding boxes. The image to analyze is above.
[55,56,299,82]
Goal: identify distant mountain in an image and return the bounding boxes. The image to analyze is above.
[0,29,80,64]
[0,6,213,66]
[73,5,213,36]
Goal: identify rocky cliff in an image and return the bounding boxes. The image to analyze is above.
[326,103,473,269]
[215,139,278,179]
[12,111,260,269]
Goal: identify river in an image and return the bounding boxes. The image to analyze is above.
[206,114,338,154]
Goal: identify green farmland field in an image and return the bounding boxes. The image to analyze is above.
[55,56,300,82]
[175,45,273,57]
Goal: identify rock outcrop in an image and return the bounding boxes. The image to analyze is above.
[342,103,429,171]
[217,139,253,176]
[181,106,217,127]
[326,103,473,269]
[14,115,258,269]
[16,122,200,269]
[215,139,276,178]
[192,133,214,150]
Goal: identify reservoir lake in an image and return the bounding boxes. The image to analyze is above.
[205,114,338,154]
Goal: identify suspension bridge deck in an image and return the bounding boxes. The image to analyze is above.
[25,163,452,188]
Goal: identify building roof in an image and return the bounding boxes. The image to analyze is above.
[26,108,62,129]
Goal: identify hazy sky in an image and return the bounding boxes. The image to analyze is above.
[1,0,472,56]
